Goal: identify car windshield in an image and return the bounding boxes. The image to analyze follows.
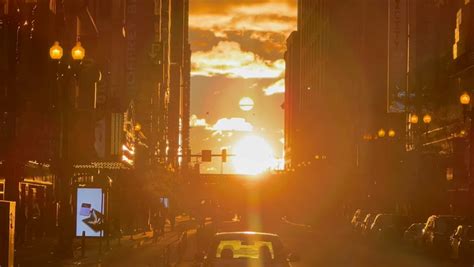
[215,240,275,259]
[210,234,284,261]
[374,215,392,226]
[436,218,458,233]
[407,224,419,232]
[466,227,473,239]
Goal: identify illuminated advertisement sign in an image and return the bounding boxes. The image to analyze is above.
[160,197,169,208]
[76,188,104,237]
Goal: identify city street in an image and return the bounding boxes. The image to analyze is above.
[2,1,474,266]
[175,219,464,267]
[41,217,465,267]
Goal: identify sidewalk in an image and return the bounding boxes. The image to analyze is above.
[15,215,194,267]
[175,228,198,267]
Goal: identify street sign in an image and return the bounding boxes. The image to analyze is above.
[222,149,228,162]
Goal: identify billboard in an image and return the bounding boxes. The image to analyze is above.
[76,188,104,237]
[387,0,408,113]
[160,197,169,208]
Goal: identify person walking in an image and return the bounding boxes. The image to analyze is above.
[158,210,166,237]
[151,213,159,243]
[169,209,176,231]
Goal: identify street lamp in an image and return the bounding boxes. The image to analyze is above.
[50,41,86,61]
[459,92,474,182]
[134,123,142,132]
[388,129,396,138]
[49,40,86,257]
[460,92,471,105]
[71,42,85,61]
[423,114,432,124]
[49,41,63,60]
[378,129,386,138]
[410,114,419,124]
[461,92,471,122]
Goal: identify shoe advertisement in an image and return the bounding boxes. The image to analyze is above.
[76,188,104,237]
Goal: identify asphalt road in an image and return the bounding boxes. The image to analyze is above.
[177,218,470,267]
[44,217,469,267]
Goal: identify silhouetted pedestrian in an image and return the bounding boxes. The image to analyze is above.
[169,209,176,230]
[158,211,166,236]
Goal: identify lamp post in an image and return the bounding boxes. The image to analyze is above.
[460,92,474,181]
[50,41,85,257]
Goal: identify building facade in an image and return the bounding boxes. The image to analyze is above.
[406,0,474,216]
[284,31,300,170]
[286,0,407,212]
[0,0,191,245]
[287,0,474,216]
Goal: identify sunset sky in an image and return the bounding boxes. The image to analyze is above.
[189,0,297,174]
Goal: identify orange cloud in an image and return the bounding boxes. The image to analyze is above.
[191,41,285,78]
[190,2,296,38]
[190,114,208,127]
[190,0,296,16]
[211,118,253,133]
[263,78,285,95]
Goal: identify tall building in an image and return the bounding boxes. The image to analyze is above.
[406,0,474,215]
[287,0,406,209]
[168,0,191,170]
[0,0,191,245]
[290,0,372,175]
[284,31,300,169]
[125,0,191,172]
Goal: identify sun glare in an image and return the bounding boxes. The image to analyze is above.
[232,136,276,175]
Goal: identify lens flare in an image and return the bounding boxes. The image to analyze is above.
[232,136,275,175]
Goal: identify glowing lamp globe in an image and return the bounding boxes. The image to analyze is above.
[49,41,63,60]
[460,92,471,105]
[423,114,432,124]
[377,129,386,138]
[410,114,419,124]
[134,123,142,132]
[71,42,85,60]
[388,129,396,138]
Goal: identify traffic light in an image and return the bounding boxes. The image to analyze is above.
[202,150,212,162]
[222,149,227,163]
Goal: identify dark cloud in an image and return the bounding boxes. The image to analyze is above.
[189,28,223,52]
[190,0,296,15]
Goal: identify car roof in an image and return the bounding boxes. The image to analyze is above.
[432,215,462,218]
[215,231,279,237]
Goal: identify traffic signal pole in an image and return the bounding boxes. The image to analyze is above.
[186,149,234,175]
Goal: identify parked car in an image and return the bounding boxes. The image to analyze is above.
[369,213,410,241]
[403,223,425,247]
[449,225,474,263]
[360,213,375,236]
[195,231,299,267]
[351,209,365,230]
[421,215,464,254]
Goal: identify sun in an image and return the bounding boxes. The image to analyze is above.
[232,136,276,175]
[239,97,254,111]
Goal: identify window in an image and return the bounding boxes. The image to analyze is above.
[215,240,275,259]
